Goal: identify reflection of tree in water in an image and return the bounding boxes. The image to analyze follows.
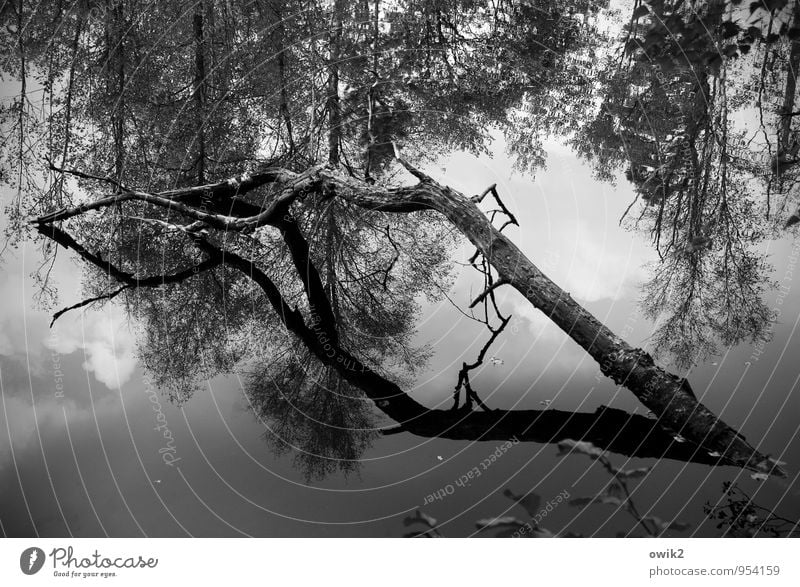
[125,190,455,479]
[1,0,791,485]
[547,0,800,367]
[248,342,379,482]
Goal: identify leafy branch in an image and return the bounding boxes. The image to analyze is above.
[704,481,800,537]
[557,439,691,537]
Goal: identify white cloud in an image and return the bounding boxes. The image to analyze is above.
[558,223,650,303]
[0,325,13,356]
[512,300,566,342]
[45,305,137,390]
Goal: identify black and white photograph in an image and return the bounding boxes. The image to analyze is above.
[1,0,799,581]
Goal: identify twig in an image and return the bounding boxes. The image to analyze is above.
[50,286,130,327]
[473,184,519,226]
[392,141,432,182]
[469,277,510,308]
[453,314,511,411]
[471,183,497,203]
[46,157,130,193]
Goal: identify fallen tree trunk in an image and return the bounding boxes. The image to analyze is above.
[34,161,786,477]
[317,163,785,477]
[37,216,725,468]
[384,404,732,468]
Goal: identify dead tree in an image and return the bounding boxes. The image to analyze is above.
[34,157,786,478]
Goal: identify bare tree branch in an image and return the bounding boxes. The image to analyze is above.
[469,277,510,308]
[453,314,511,411]
[50,285,130,327]
[46,158,131,193]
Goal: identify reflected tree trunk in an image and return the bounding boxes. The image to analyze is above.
[326,0,344,166]
[780,1,800,151]
[193,0,207,184]
[34,158,785,478]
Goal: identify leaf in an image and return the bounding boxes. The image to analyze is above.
[475,516,525,532]
[720,21,741,39]
[569,496,595,508]
[557,439,604,460]
[597,495,624,507]
[529,526,555,538]
[404,510,437,528]
[617,466,652,480]
[643,516,691,536]
[705,53,723,76]
[763,0,788,10]
[570,495,624,509]
[643,515,664,529]
[503,488,541,517]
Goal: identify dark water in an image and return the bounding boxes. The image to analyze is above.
[1,0,800,537]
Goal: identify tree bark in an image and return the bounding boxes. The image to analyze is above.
[109,0,126,182]
[193,0,207,184]
[270,1,295,153]
[326,0,344,166]
[780,1,800,151]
